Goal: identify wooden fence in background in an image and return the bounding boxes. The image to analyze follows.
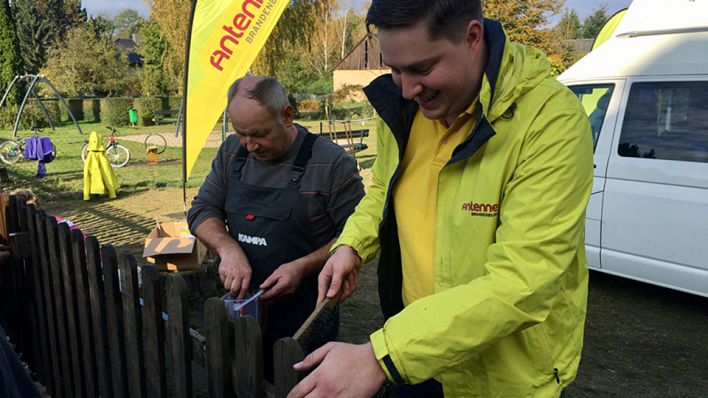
[0,196,305,397]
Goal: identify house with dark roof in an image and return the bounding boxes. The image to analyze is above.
[114,37,143,66]
[332,34,389,94]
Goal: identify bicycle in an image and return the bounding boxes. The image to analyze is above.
[143,133,167,154]
[0,126,57,165]
[81,126,131,168]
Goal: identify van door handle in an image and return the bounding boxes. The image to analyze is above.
[593,164,597,169]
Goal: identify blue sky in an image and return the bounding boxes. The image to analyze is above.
[82,0,632,21]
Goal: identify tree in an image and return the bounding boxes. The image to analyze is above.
[0,0,23,104]
[149,0,191,94]
[482,0,573,75]
[13,0,83,73]
[138,19,169,95]
[557,9,582,39]
[113,9,144,39]
[582,4,609,39]
[41,25,137,97]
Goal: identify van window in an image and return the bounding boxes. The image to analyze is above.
[618,82,708,163]
[568,85,614,151]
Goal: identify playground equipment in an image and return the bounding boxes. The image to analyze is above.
[0,74,83,138]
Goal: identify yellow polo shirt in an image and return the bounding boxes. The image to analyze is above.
[393,99,479,306]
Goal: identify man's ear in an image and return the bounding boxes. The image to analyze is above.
[281,105,295,127]
[465,19,484,50]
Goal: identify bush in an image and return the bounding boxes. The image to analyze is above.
[134,97,163,126]
[100,97,134,127]
[298,99,320,112]
[83,98,101,123]
[0,103,53,129]
[41,100,61,125]
[167,96,182,111]
[63,98,84,122]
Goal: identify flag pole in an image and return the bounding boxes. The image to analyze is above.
[182,0,199,217]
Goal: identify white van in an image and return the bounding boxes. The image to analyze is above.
[558,0,708,297]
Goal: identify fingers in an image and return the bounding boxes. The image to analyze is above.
[317,266,333,306]
[286,373,316,398]
[293,343,333,371]
[239,273,250,299]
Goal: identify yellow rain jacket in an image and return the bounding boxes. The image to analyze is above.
[335,20,593,397]
[83,131,118,201]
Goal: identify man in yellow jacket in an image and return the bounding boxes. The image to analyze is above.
[288,0,593,397]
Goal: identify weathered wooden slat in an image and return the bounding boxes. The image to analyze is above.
[15,201,39,373]
[35,211,60,396]
[166,274,192,398]
[232,316,263,398]
[57,222,85,397]
[273,338,305,398]
[120,253,146,398]
[102,244,129,398]
[46,216,75,398]
[26,205,51,387]
[70,229,97,398]
[141,265,166,398]
[4,197,21,350]
[85,237,113,398]
[204,297,233,398]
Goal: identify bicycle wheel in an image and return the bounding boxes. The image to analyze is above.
[0,141,22,164]
[81,143,88,162]
[144,133,167,154]
[106,144,130,168]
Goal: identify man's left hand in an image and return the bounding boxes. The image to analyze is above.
[260,261,304,302]
[287,342,387,398]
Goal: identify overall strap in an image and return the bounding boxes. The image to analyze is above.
[290,133,317,184]
[233,145,249,175]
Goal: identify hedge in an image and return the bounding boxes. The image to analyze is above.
[134,96,163,126]
[83,98,101,123]
[100,97,134,127]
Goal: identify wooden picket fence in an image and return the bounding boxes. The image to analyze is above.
[0,196,306,398]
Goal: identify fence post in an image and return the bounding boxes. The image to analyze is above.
[102,244,129,398]
[232,316,263,398]
[141,265,166,398]
[120,253,146,398]
[167,274,192,398]
[85,237,113,398]
[46,215,76,398]
[70,229,98,398]
[35,211,61,396]
[57,222,86,397]
[204,297,233,398]
[25,205,51,388]
[273,338,305,398]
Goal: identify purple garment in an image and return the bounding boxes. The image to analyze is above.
[23,137,54,178]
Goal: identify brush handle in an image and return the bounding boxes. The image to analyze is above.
[293,294,339,342]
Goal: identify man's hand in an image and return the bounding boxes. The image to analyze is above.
[259,260,303,302]
[317,245,361,305]
[217,243,253,299]
[287,342,387,398]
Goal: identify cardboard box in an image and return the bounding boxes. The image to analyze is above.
[142,221,207,272]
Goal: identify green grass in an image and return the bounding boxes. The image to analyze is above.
[0,118,379,205]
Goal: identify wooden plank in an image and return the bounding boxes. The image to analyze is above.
[46,215,75,398]
[166,274,192,398]
[35,211,61,396]
[119,253,146,398]
[70,229,97,398]
[273,338,305,398]
[57,222,85,397]
[204,297,233,398]
[141,265,166,398]
[15,200,39,372]
[232,316,263,398]
[26,205,51,387]
[102,244,129,398]
[319,128,370,140]
[85,237,113,398]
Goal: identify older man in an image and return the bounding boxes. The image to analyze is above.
[188,76,364,374]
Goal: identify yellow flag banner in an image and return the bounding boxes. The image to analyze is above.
[184,0,288,179]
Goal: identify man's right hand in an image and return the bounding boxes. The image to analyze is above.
[217,243,253,299]
[317,245,361,305]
